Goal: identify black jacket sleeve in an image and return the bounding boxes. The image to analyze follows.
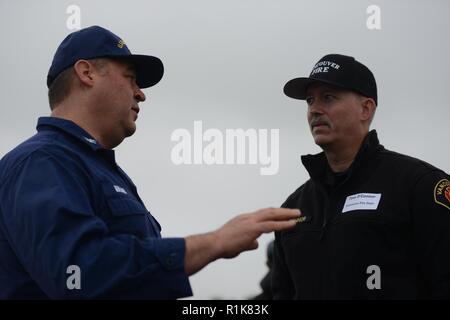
[411,170,450,298]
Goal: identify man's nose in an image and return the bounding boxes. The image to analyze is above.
[308,101,324,115]
[134,88,146,102]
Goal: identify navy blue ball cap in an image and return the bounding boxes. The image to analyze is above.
[47,25,164,89]
[284,54,377,105]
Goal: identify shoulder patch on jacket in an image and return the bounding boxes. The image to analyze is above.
[434,179,450,211]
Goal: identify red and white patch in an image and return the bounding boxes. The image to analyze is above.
[434,179,450,211]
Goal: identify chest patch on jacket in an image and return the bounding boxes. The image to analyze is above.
[342,193,381,213]
[434,179,450,211]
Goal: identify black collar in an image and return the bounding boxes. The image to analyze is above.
[301,130,384,186]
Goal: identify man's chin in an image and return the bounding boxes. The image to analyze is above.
[125,124,136,137]
[313,134,333,148]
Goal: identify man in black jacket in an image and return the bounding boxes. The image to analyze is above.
[272,53,450,299]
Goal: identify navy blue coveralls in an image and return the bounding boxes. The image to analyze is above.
[0,117,192,299]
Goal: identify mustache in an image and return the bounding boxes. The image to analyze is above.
[310,117,331,128]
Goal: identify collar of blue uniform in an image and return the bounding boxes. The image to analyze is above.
[301,129,383,184]
[36,116,106,152]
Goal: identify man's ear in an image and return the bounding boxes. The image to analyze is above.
[360,97,376,122]
[73,60,96,87]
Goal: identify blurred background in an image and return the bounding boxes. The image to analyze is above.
[1,0,449,299]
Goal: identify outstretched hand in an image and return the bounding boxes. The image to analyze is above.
[184,207,301,275]
[213,207,301,258]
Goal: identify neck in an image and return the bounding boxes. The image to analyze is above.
[50,103,119,149]
[322,133,368,173]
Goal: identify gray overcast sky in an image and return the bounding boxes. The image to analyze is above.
[1,0,449,299]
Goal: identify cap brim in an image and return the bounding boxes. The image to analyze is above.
[283,77,349,100]
[128,54,164,89]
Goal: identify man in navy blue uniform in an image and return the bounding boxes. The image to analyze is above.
[272,54,450,299]
[0,26,300,299]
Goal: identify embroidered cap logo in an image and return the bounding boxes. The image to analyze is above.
[117,39,125,49]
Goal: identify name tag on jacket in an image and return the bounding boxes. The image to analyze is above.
[342,193,381,213]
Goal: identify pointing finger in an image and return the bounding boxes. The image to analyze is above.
[254,208,301,222]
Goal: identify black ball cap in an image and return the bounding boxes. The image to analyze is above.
[47,25,164,89]
[283,54,377,105]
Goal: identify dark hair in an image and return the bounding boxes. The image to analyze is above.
[48,67,74,110]
[47,58,109,110]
